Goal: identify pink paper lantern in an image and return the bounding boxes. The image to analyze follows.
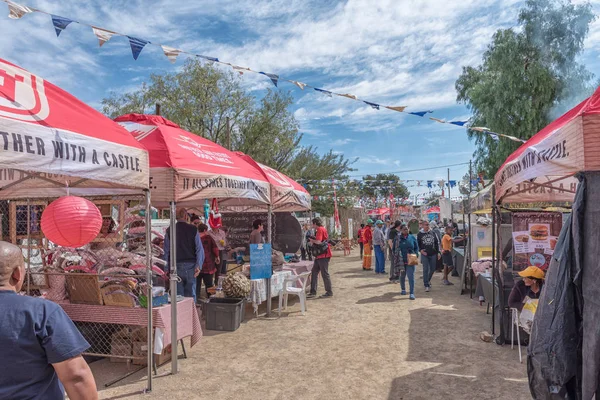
[41,196,103,248]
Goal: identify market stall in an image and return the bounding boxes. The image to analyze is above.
[495,87,600,398]
[424,206,440,221]
[116,114,274,368]
[0,58,162,391]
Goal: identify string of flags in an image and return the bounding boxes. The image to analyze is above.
[2,0,527,144]
[299,178,481,189]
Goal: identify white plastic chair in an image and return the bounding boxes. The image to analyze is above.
[511,307,522,363]
[278,271,311,316]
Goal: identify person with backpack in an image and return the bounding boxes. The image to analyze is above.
[308,218,333,298]
[394,225,419,300]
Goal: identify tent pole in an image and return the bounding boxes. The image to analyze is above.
[169,201,178,374]
[143,191,153,392]
[491,186,496,336]
[468,161,473,298]
[266,205,273,316]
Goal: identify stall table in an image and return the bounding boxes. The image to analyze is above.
[59,298,202,355]
[249,270,293,314]
[474,273,500,312]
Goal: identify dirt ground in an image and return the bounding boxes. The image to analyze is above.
[93,252,531,400]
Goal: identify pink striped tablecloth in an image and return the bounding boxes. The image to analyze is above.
[58,298,202,348]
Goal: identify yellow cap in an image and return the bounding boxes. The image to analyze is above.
[518,266,545,280]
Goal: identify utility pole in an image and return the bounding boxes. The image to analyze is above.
[226,116,231,150]
[155,103,161,116]
[448,168,453,222]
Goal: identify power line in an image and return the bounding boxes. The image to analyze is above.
[346,162,471,177]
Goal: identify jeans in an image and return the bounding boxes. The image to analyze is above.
[359,242,364,259]
[400,265,415,294]
[196,272,214,300]
[421,254,437,288]
[301,247,307,261]
[310,257,333,295]
[374,245,385,273]
[176,262,197,302]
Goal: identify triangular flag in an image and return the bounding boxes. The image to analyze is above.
[489,134,499,142]
[127,36,149,60]
[198,55,218,63]
[450,120,468,126]
[92,26,116,47]
[161,45,182,63]
[290,80,307,90]
[430,117,445,123]
[7,1,34,19]
[427,181,433,188]
[231,65,250,75]
[409,110,432,117]
[314,88,333,97]
[259,72,279,87]
[339,93,358,100]
[385,106,407,113]
[364,101,380,110]
[51,15,74,37]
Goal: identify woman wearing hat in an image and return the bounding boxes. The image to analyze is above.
[361,220,374,270]
[508,266,545,312]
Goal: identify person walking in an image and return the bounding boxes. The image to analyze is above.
[164,208,205,301]
[308,218,333,298]
[417,220,440,292]
[0,241,98,400]
[197,224,220,300]
[361,220,374,270]
[394,225,419,300]
[305,224,314,261]
[373,220,386,274]
[430,221,444,273]
[388,220,402,282]
[441,225,455,286]
[357,223,365,260]
[300,223,309,261]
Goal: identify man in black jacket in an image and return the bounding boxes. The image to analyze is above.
[164,208,205,302]
[417,220,440,292]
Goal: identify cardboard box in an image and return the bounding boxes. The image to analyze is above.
[110,341,132,363]
[132,341,171,366]
[66,275,103,305]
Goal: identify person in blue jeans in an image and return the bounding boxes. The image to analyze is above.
[394,225,419,300]
[164,207,205,302]
[373,220,387,274]
[417,220,440,292]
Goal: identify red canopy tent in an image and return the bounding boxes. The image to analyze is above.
[0,58,149,198]
[115,114,270,208]
[495,86,600,205]
[425,206,440,214]
[235,152,311,211]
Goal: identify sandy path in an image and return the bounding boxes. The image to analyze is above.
[93,252,530,400]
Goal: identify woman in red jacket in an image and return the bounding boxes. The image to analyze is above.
[196,223,220,301]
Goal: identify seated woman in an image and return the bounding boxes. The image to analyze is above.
[508,266,545,312]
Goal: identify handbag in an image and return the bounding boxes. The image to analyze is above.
[407,253,419,266]
[311,241,329,257]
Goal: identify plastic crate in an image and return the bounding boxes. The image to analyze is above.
[205,298,245,331]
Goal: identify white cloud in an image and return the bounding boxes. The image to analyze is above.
[331,138,357,146]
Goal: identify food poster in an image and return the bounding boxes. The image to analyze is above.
[512,212,562,272]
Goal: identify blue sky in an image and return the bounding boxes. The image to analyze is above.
[1,0,599,197]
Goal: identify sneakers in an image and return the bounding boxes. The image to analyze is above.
[307,293,317,298]
[320,293,333,298]
[442,280,454,286]
[425,287,430,292]
[409,294,416,300]
[400,290,407,295]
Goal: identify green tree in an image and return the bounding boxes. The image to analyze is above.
[101,59,353,196]
[360,174,410,199]
[456,0,596,177]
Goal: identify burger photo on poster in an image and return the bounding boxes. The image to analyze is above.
[529,225,549,241]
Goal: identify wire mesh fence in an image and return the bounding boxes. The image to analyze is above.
[0,195,162,371]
